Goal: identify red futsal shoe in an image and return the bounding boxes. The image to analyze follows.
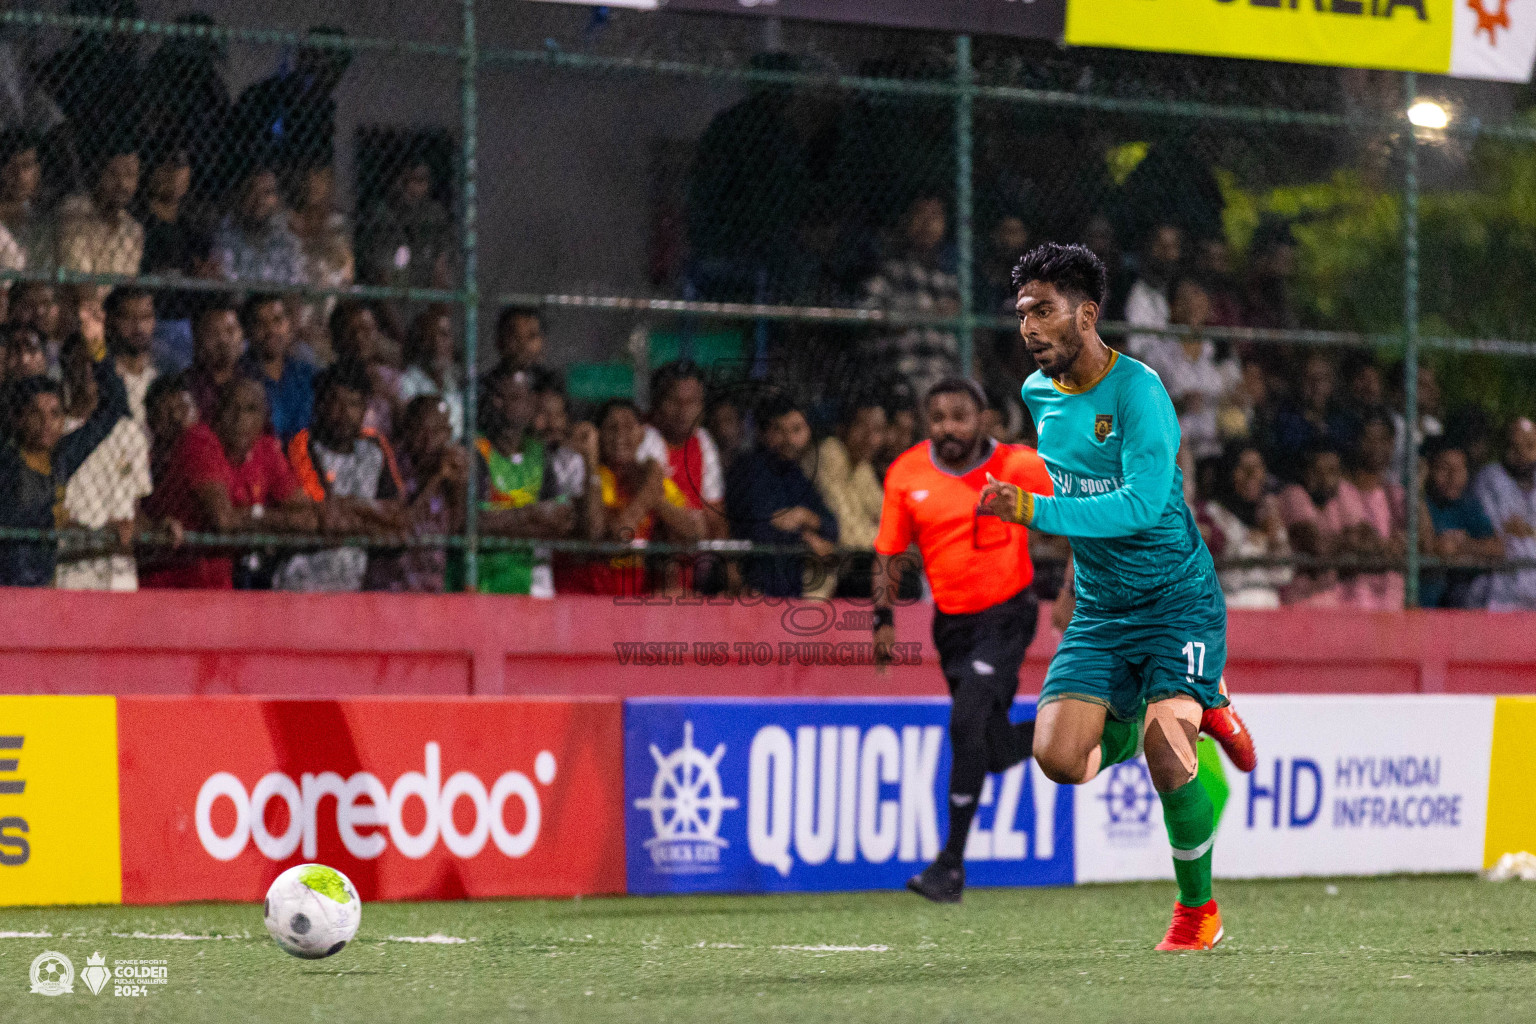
[1155,899,1225,951]
[1201,688,1256,773]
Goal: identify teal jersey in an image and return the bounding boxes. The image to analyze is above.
[1021,350,1215,611]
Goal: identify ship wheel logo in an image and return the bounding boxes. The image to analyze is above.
[1470,0,1511,44]
[635,721,740,873]
[1101,760,1157,829]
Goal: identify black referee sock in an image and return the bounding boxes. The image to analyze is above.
[942,719,1037,868]
[942,740,986,868]
[939,793,978,869]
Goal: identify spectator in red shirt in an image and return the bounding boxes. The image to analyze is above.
[186,300,246,426]
[638,360,727,591]
[556,399,701,596]
[145,371,197,484]
[141,378,316,589]
[638,360,725,523]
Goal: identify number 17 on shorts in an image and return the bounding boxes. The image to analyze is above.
[1181,640,1207,681]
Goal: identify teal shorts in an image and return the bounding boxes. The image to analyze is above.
[1041,573,1229,723]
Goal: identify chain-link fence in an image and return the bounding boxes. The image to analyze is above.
[0,0,1533,608]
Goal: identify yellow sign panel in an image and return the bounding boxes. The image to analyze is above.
[1485,696,1536,868]
[1065,0,1454,74]
[0,696,121,906]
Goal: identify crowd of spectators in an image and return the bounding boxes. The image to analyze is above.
[4,245,1529,614]
[0,18,450,369]
[0,270,849,599]
[3,255,1533,609]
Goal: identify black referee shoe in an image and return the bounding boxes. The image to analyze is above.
[906,860,964,904]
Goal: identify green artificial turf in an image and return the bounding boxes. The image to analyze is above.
[3,876,1535,1023]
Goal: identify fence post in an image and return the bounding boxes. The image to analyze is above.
[1402,71,1421,609]
[461,0,481,590]
[954,34,975,379]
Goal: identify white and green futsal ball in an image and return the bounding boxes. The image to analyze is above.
[263,864,362,959]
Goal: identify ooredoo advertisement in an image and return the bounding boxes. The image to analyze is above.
[115,697,626,903]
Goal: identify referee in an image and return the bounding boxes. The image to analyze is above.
[872,378,1054,903]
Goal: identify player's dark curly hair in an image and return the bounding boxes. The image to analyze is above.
[1010,242,1108,308]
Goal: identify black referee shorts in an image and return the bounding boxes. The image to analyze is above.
[930,587,1040,705]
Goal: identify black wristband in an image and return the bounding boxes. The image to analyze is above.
[872,606,894,631]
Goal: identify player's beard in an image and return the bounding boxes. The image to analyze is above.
[933,429,981,465]
[1038,319,1085,379]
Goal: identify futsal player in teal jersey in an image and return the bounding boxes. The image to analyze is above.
[977,242,1257,951]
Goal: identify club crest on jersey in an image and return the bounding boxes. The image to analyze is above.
[1094,414,1113,443]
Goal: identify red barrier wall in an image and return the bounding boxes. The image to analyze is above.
[1,588,1532,696]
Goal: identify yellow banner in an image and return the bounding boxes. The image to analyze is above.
[1065,0,1453,74]
[0,696,121,906]
[1485,696,1536,868]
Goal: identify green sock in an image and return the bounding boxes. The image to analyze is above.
[1161,778,1215,907]
[1098,716,1141,770]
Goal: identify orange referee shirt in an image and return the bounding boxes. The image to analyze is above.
[874,440,1054,615]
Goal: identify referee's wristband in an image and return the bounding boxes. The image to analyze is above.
[872,607,894,631]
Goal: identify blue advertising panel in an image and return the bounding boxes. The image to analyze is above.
[624,698,1073,895]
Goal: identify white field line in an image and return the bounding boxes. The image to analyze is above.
[110,931,248,941]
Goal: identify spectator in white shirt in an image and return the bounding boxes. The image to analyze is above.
[532,369,586,502]
[1473,416,1536,611]
[1390,362,1445,486]
[105,285,159,427]
[54,334,154,591]
[1142,277,1240,461]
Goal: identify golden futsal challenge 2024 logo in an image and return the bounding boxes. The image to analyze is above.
[29,950,168,997]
